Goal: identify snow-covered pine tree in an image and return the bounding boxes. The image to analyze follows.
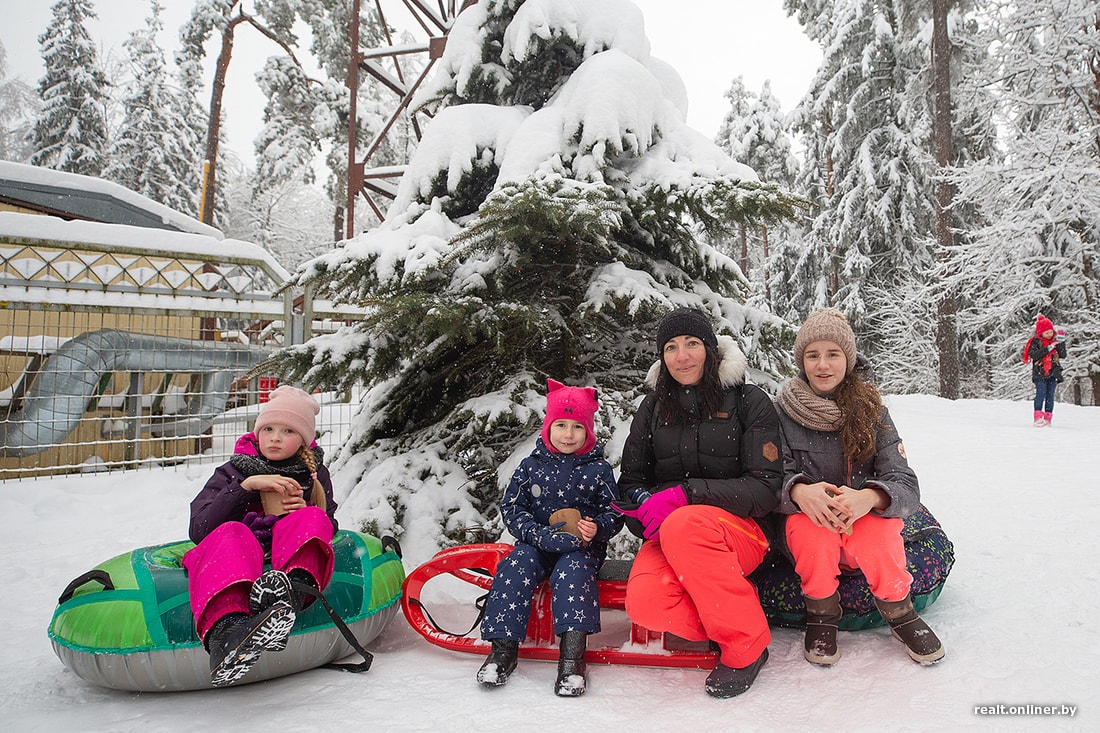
[785,0,995,395]
[714,77,801,315]
[785,1,935,356]
[262,0,801,559]
[104,0,202,217]
[0,42,38,163]
[946,0,1100,404]
[30,0,110,175]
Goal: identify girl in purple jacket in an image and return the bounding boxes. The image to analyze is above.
[183,385,338,686]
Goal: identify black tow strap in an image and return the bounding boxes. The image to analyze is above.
[409,591,490,638]
[290,580,374,673]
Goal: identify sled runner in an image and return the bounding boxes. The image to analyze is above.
[401,542,720,669]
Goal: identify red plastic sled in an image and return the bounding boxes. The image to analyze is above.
[401,543,718,669]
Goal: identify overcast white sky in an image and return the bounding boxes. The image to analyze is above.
[2,1,820,165]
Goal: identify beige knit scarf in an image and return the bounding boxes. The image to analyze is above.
[777,377,844,432]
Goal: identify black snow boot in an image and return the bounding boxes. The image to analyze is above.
[803,592,842,666]
[249,570,292,614]
[287,568,320,612]
[704,647,768,699]
[554,631,587,697]
[206,602,296,687]
[874,595,945,665]
[477,638,519,687]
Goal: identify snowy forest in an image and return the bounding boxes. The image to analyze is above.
[3,0,1099,546]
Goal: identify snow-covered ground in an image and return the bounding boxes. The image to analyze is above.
[4,394,1097,731]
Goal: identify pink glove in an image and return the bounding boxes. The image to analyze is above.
[636,486,687,540]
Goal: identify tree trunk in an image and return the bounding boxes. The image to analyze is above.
[739,223,749,277]
[761,225,771,304]
[932,0,959,399]
[200,17,241,226]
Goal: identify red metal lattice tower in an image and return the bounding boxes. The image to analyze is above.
[346,0,478,239]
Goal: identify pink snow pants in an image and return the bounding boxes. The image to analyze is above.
[785,512,911,602]
[182,506,336,640]
[625,505,770,668]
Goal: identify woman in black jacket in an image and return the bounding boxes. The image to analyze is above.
[617,308,782,699]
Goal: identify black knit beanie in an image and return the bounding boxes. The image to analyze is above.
[655,308,718,353]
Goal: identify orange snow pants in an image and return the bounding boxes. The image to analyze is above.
[625,505,770,668]
[785,512,911,602]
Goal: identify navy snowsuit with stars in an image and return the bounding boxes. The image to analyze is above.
[480,438,622,641]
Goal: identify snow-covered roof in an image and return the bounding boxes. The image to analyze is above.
[0,161,222,238]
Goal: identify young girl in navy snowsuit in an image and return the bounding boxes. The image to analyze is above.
[476,379,622,697]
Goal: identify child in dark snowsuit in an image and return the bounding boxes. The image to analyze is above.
[184,386,338,687]
[477,379,622,697]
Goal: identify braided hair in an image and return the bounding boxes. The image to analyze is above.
[297,445,327,512]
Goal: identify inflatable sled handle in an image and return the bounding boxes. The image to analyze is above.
[58,569,115,604]
[291,580,374,674]
[381,534,402,559]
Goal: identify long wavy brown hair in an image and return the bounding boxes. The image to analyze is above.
[654,344,726,424]
[833,368,884,462]
[297,445,327,511]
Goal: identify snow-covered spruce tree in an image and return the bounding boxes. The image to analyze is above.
[260,0,801,560]
[0,42,38,163]
[945,0,1100,404]
[714,77,801,316]
[785,0,995,395]
[104,0,203,217]
[30,0,110,176]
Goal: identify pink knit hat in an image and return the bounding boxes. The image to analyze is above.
[255,385,319,441]
[541,379,599,455]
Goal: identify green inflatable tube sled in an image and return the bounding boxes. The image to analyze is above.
[48,530,404,691]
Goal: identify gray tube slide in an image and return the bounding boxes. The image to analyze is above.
[2,329,269,457]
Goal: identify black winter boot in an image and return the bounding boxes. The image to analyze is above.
[704,648,768,699]
[477,638,519,687]
[206,602,296,687]
[555,631,587,697]
[287,568,320,612]
[874,595,945,665]
[250,570,292,614]
[803,592,842,666]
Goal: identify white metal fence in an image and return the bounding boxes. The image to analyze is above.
[0,215,360,480]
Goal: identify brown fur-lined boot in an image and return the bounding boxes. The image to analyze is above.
[874,595,945,665]
[803,592,842,666]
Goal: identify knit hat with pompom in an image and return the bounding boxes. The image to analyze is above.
[794,308,858,375]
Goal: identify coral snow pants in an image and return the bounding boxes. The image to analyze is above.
[182,506,336,641]
[625,505,770,668]
[785,511,911,602]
